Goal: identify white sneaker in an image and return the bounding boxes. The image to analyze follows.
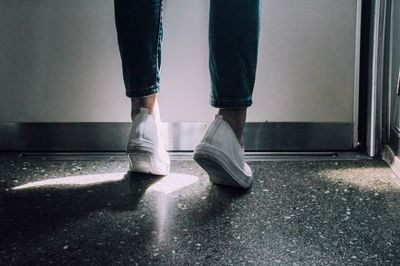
[193,115,253,189]
[127,107,170,175]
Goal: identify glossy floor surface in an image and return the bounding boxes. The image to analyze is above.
[0,154,400,265]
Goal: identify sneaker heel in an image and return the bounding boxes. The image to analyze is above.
[128,152,153,174]
[194,155,242,187]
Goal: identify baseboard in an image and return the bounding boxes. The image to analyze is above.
[0,122,354,152]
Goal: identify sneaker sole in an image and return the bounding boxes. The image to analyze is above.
[194,144,252,189]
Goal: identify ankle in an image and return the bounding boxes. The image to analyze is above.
[218,108,247,146]
[131,94,157,120]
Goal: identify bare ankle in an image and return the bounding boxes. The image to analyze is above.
[131,94,157,120]
[218,108,247,146]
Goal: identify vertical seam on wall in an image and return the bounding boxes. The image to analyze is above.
[155,0,163,85]
[388,0,394,127]
[353,0,363,149]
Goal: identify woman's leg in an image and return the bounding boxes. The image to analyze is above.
[209,0,261,144]
[114,0,164,118]
[115,0,169,175]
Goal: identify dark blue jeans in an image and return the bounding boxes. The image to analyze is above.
[114,0,260,108]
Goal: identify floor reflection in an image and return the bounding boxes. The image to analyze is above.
[12,172,127,190]
[147,173,200,195]
[145,174,201,244]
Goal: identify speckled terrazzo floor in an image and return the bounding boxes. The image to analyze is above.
[0,154,400,265]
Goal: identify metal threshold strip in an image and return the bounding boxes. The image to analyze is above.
[15,151,372,161]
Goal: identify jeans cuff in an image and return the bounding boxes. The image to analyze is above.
[210,98,253,108]
[126,85,160,98]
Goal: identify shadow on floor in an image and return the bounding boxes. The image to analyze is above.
[0,170,247,243]
[0,172,161,238]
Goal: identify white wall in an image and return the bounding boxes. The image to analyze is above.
[0,0,359,123]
